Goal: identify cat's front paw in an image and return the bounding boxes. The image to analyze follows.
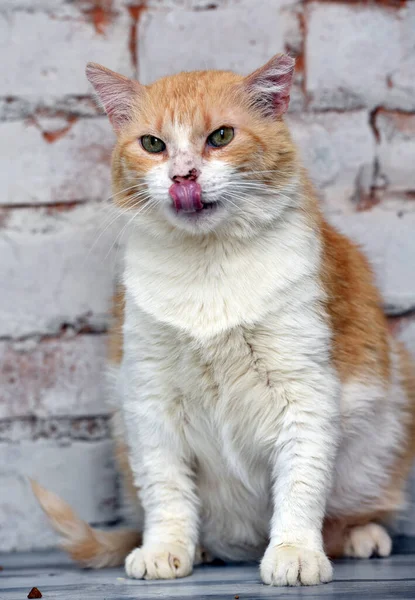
[260,544,333,586]
[125,544,193,580]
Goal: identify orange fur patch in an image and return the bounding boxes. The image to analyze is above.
[31,480,140,568]
[320,219,390,383]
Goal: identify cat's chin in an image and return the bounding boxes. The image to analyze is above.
[164,201,226,233]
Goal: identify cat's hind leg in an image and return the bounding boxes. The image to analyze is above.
[323,518,392,559]
[343,523,392,558]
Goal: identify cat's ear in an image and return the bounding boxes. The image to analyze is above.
[86,63,142,132]
[243,53,295,118]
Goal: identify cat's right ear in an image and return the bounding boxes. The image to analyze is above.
[86,63,142,132]
[243,53,295,118]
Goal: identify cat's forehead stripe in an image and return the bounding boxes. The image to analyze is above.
[172,123,192,151]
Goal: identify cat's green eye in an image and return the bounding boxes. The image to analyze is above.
[207,126,234,148]
[141,135,166,153]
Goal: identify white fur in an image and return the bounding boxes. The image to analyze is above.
[111,126,410,587]
[328,347,408,517]
[116,194,341,585]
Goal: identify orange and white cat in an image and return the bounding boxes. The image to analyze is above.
[33,53,415,587]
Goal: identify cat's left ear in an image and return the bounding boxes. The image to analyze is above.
[243,53,295,118]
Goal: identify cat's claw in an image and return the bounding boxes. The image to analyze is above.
[260,544,333,586]
[125,544,193,580]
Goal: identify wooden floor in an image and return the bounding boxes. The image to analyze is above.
[1,540,415,600]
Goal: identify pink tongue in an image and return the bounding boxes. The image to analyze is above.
[169,181,203,213]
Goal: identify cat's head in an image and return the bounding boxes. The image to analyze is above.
[86,54,298,238]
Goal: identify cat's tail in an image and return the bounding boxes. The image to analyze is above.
[30,480,141,568]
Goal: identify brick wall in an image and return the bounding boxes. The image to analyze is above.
[1,0,414,551]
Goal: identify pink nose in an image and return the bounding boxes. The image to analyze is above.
[172,168,200,183]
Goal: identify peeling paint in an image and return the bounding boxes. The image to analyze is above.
[370,107,381,142]
[376,109,415,135]
[355,191,382,212]
[193,3,218,10]
[77,0,117,36]
[306,0,407,7]
[42,115,78,144]
[127,4,146,72]
[296,9,308,107]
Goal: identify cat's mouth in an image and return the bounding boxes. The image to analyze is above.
[169,180,219,216]
[171,200,219,219]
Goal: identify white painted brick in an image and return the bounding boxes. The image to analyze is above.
[145,0,299,10]
[0,416,110,443]
[329,210,415,315]
[0,204,116,337]
[0,8,133,97]
[145,0,206,6]
[376,111,415,192]
[0,335,108,419]
[138,2,299,81]
[306,2,415,111]
[0,0,61,7]
[0,0,133,11]
[370,191,415,214]
[139,1,304,110]
[0,96,101,122]
[1,118,113,205]
[286,111,375,212]
[0,441,116,551]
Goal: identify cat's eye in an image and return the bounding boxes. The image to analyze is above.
[207,126,234,148]
[141,135,166,153]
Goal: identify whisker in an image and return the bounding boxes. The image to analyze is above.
[106,184,145,201]
[84,189,155,265]
[240,169,284,175]
[83,205,136,266]
[104,212,138,261]
[222,196,240,212]
[103,197,158,262]
[109,198,159,269]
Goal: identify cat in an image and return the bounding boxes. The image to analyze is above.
[32,53,415,587]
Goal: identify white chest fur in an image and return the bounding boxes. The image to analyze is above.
[123,209,320,340]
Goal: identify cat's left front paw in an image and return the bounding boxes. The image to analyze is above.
[260,544,333,586]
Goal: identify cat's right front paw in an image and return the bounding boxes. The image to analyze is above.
[125,544,193,580]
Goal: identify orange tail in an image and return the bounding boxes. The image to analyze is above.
[31,480,141,568]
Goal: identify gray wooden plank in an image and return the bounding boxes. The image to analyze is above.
[1,551,415,600]
[2,580,415,600]
[2,560,415,589]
